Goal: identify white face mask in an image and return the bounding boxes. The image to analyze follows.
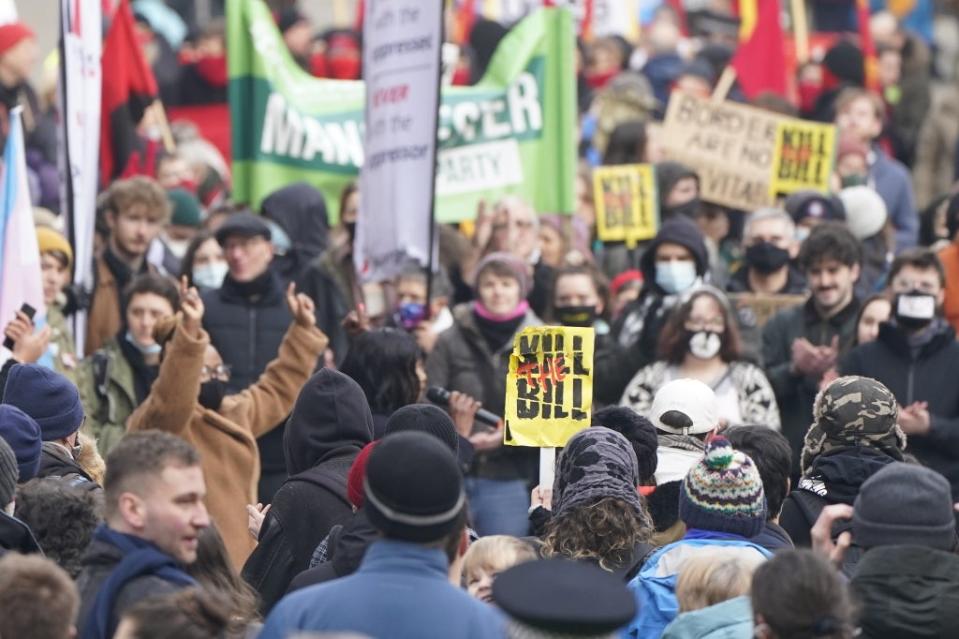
[193,261,229,290]
[688,330,722,360]
[167,239,190,259]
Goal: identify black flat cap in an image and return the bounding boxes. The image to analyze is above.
[493,559,637,636]
[214,212,272,245]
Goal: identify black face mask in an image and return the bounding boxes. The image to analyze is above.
[664,198,701,220]
[198,380,227,411]
[555,305,598,328]
[745,241,791,275]
[894,291,937,330]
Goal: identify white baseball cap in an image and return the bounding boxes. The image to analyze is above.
[649,378,719,435]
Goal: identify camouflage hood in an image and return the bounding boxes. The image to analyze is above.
[800,376,906,476]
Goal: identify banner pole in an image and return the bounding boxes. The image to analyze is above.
[424,0,445,320]
[712,66,737,102]
[791,0,810,65]
[540,447,556,490]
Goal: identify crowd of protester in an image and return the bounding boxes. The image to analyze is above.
[2,0,959,637]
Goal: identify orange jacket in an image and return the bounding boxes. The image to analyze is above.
[939,243,959,334]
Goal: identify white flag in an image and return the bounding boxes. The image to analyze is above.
[356,0,443,284]
[59,0,102,357]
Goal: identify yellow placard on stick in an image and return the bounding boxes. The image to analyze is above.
[504,326,594,448]
[593,164,659,247]
[769,120,836,198]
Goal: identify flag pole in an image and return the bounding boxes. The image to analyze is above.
[712,66,737,102]
[791,0,810,65]
[424,0,445,320]
[151,100,177,154]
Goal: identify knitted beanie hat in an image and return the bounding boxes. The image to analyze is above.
[853,462,957,551]
[680,436,767,537]
[801,376,905,476]
[474,251,531,298]
[385,404,459,457]
[553,427,645,519]
[3,364,85,441]
[0,437,17,507]
[0,405,41,481]
[591,406,658,483]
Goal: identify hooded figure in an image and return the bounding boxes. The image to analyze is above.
[613,217,709,360]
[241,369,374,615]
[261,182,331,284]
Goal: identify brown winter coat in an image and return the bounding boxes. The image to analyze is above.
[127,318,327,567]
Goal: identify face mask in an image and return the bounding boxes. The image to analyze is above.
[745,241,791,275]
[795,227,811,243]
[167,239,190,259]
[894,291,937,330]
[394,302,427,330]
[193,261,228,290]
[655,261,697,295]
[687,330,722,360]
[265,220,291,256]
[840,174,869,188]
[125,331,161,356]
[555,305,598,328]
[198,379,227,411]
[664,198,701,220]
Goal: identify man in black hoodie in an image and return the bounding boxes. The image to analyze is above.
[241,368,374,615]
[203,212,314,503]
[779,376,905,573]
[612,216,710,362]
[842,248,959,503]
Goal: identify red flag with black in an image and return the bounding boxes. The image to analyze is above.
[99,0,159,187]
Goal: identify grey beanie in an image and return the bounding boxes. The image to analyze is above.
[0,437,18,507]
[853,462,957,551]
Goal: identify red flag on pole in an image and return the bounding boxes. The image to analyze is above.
[731,0,787,98]
[99,0,158,186]
[856,0,880,91]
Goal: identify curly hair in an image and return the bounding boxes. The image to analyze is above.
[14,478,102,578]
[541,497,654,572]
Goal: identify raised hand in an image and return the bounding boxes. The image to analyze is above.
[180,276,205,338]
[4,311,50,364]
[341,304,370,338]
[286,283,316,328]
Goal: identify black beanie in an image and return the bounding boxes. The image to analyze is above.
[823,40,865,87]
[591,406,658,483]
[385,405,459,456]
[853,462,957,551]
[365,431,465,543]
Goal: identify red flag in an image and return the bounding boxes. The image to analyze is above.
[856,0,880,91]
[99,0,158,186]
[731,0,787,98]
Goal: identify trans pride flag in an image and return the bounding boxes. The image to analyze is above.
[0,106,45,362]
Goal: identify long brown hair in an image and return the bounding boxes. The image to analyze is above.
[187,525,260,627]
[657,288,743,364]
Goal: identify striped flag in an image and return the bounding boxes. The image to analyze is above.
[0,107,46,363]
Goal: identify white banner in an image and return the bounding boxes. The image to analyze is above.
[59,0,101,357]
[356,0,443,283]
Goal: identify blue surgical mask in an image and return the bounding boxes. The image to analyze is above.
[125,331,162,356]
[193,261,228,290]
[655,261,697,295]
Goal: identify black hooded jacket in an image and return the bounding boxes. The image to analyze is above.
[241,369,374,615]
[0,510,42,556]
[779,446,898,548]
[286,508,380,594]
[612,216,709,360]
[853,545,959,638]
[261,182,331,284]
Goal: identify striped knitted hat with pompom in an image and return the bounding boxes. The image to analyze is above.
[679,436,767,537]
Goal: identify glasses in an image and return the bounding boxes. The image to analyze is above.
[200,365,232,381]
[685,318,725,333]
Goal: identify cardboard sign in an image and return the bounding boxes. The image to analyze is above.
[504,326,594,448]
[728,292,808,328]
[593,164,659,247]
[769,120,837,198]
[660,91,781,211]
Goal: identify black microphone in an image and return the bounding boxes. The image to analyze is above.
[426,386,502,427]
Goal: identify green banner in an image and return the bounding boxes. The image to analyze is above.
[226,0,576,222]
